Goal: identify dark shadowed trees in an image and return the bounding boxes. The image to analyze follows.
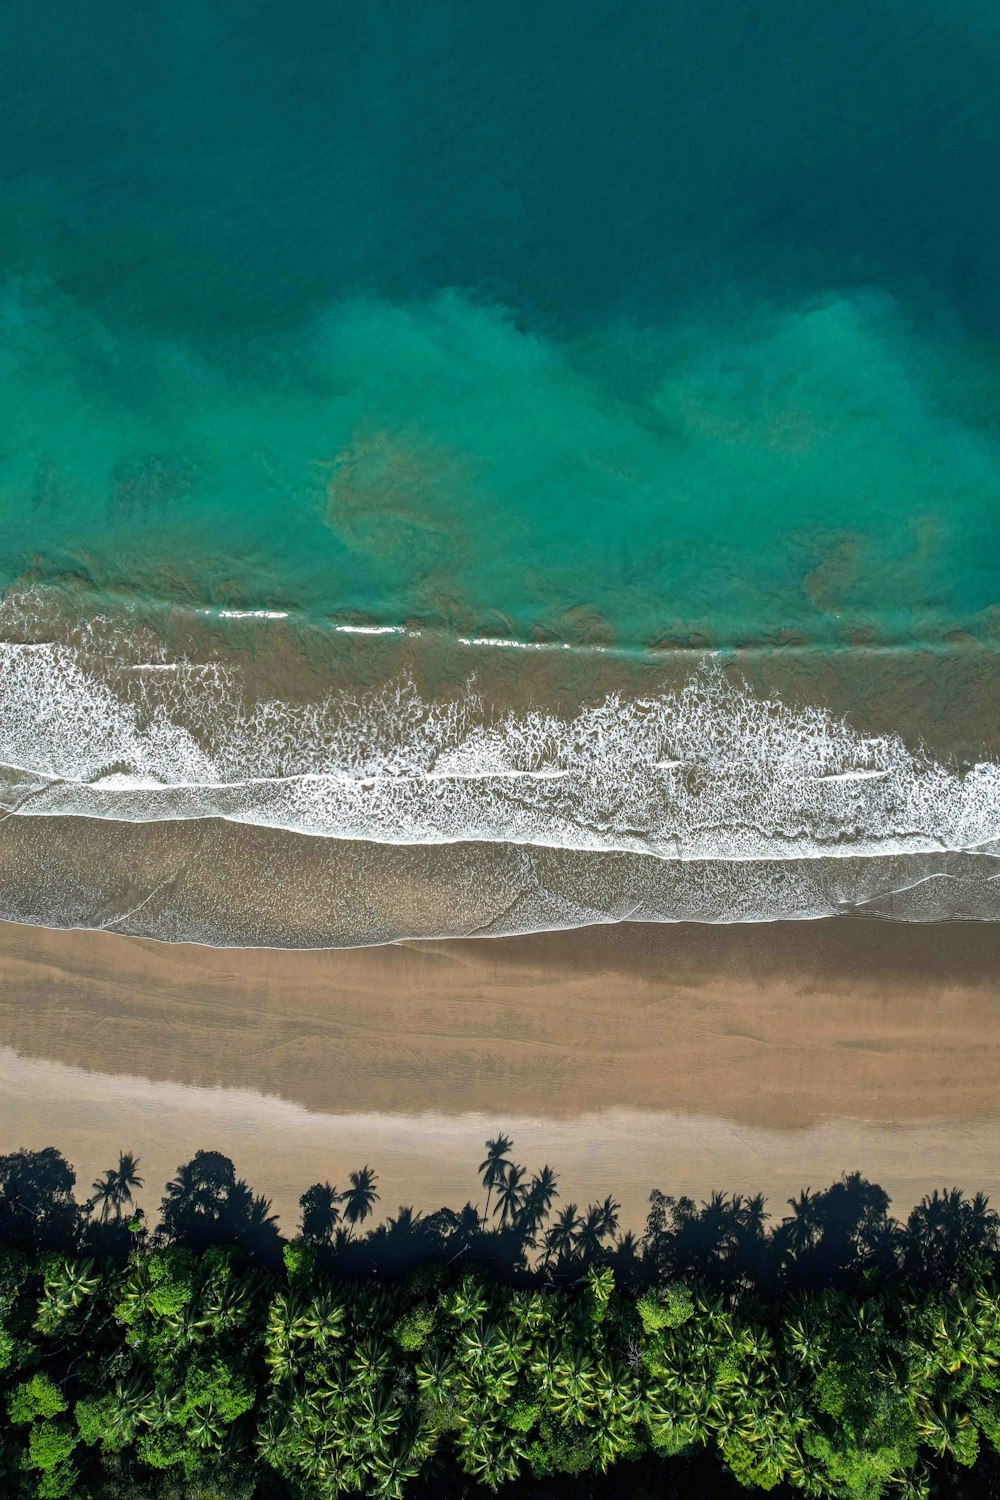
[903,1188,1000,1287]
[298,1180,342,1244]
[0,1148,81,1251]
[158,1150,280,1259]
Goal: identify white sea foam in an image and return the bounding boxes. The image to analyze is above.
[215,609,289,620]
[0,625,998,874]
[459,636,580,651]
[334,624,408,636]
[814,768,890,783]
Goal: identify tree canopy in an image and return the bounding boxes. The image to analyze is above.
[2,1139,1000,1498]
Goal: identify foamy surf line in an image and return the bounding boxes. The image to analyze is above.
[0,628,998,869]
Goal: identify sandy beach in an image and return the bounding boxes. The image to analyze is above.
[1,915,998,1230]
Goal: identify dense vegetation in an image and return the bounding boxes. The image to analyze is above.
[3,1140,1000,1498]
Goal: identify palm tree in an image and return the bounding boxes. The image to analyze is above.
[35,1257,101,1333]
[596,1194,620,1240]
[479,1134,514,1223]
[549,1345,598,1425]
[576,1203,612,1260]
[88,1170,118,1223]
[916,1400,979,1464]
[106,1374,152,1445]
[738,1192,768,1238]
[113,1152,144,1215]
[545,1204,581,1265]
[248,1194,279,1232]
[494,1162,528,1228]
[342,1167,380,1230]
[782,1188,819,1257]
[516,1167,559,1247]
[88,1151,144,1221]
[525,1165,559,1223]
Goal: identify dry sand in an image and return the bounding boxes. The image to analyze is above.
[1,916,998,1229]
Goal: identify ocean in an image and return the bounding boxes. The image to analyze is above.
[1,0,998,944]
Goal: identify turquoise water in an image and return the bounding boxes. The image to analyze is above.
[1,0,999,648]
[2,282,1000,647]
[0,0,999,941]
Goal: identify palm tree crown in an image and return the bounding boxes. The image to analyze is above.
[89,1151,144,1221]
[494,1162,528,1228]
[479,1134,514,1222]
[343,1166,380,1227]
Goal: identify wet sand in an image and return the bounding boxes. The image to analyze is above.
[1,916,999,1228]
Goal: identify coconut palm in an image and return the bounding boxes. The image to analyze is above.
[916,1400,979,1463]
[596,1194,620,1240]
[89,1152,143,1221]
[248,1194,280,1232]
[34,1256,101,1333]
[545,1203,581,1265]
[549,1345,598,1424]
[105,1374,153,1445]
[478,1134,514,1223]
[87,1170,119,1223]
[782,1187,820,1258]
[446,1276,488,1325]
[113,1151,144,1214]
[415,1348,457,1401]
[494,1162,528,1228]
[576,1202,614,1260]
[518,1164,560,1244]
[297,1291,346,1350]
[530,1165,559,1215]
[342,1167,380,1230]
[742,1192,768,1237]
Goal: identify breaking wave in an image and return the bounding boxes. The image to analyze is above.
[0,624,998,870]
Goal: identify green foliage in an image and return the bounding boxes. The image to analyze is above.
[35,1255,101,1335]
[9,1372,67,1423]
[508,1399,540,1432]
[147,1248,196,1319]
[392,1301,436,1351]
[183,1357,254,1423]
[6,1156,1000,1497]
[638,1284,696,1332]
[27,1416,78,1471]
[586,1265,615,1326]
[34,1461,79,1499]
[529,1418,598,1476]
[75,1392,116,1446]
[281,1240,315,1286]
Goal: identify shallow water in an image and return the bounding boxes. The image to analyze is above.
[1,1,998,939]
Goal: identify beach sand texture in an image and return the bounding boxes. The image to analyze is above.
[0,916,997,1230]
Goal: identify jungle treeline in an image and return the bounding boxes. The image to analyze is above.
[3,1138,1000,1499]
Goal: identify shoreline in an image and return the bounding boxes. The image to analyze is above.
[1,915,998,1228]
[4,1044,997,1234]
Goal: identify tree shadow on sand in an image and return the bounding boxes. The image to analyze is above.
[2,1138,999,1296]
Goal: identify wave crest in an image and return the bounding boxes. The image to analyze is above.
[0,624,997,864]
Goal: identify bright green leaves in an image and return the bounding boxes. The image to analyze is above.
[34,1256,101,1336]
[637,1284,696,1334]
[6,1226,1000,1497]
[9,1371,67,1424]
[7,1374,80,1498]
[259,1279,432,1500]
[26,1417,77,1471]
[392,1301,435,1353]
